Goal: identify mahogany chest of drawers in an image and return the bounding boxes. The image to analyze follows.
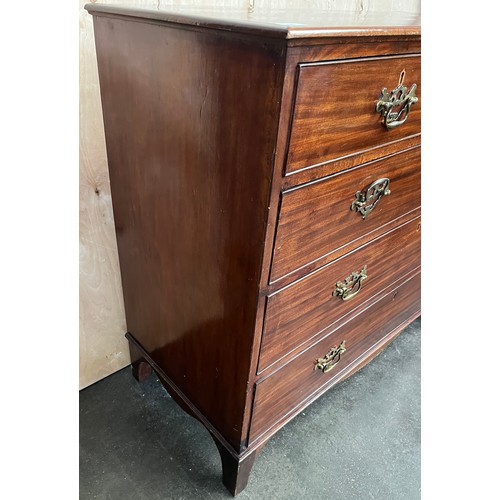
[86,5,421,496]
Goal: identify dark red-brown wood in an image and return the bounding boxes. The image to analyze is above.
[86,4,421,496]
[125,331,259,495]
[213,439,257,496]
[91,14,286,453]
[129,336,153,382]
[285,55,421,175]
[250,271,421,444]
[271,146,421,283]
[260,217,420,374]
[85,5,420,41]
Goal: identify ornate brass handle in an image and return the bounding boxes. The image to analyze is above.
[376,71,418,129]
[333,266,367,301]
[351,178,391,220]
[315,341,347,373]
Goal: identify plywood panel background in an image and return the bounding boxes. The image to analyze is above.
[79,0,421,389]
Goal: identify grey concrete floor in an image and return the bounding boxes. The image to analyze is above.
[80,318,420,500]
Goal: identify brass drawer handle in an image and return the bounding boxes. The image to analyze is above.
[376,70,418,130]
[315,341,347,373]
[351,178,390,220]
[333,266,367,301]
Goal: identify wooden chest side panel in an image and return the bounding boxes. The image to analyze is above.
[92,16,285,451]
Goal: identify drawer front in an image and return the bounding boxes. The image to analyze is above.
[249,272,421,444]
[286,54,421,175]
[271,146,420,283]
[260,217,420,373]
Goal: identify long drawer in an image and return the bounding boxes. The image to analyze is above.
[249,271,421,445]
[286,54,421,175]
[259,217,420,373]
[270,146,420,283]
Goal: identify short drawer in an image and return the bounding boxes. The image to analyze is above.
[270,146,420,283]
[260,217,420,373]
[249,271,421,445]
[286,54,420,175]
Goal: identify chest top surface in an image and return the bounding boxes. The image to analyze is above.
[84,4,421,40]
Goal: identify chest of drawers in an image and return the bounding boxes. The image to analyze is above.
[86,5,421,495]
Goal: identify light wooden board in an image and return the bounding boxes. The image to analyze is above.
[80,0,128,389]
[79,0,420,389]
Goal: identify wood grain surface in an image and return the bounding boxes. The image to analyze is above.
[250,271,421,444]
[92,13,285,450]
[84,3,420,494]
[80,0,421,389]
[85,3,421,39]
[286,54,421,174]
[260,216,420,373]
[271,146,421,283]
[80,0,130,389]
